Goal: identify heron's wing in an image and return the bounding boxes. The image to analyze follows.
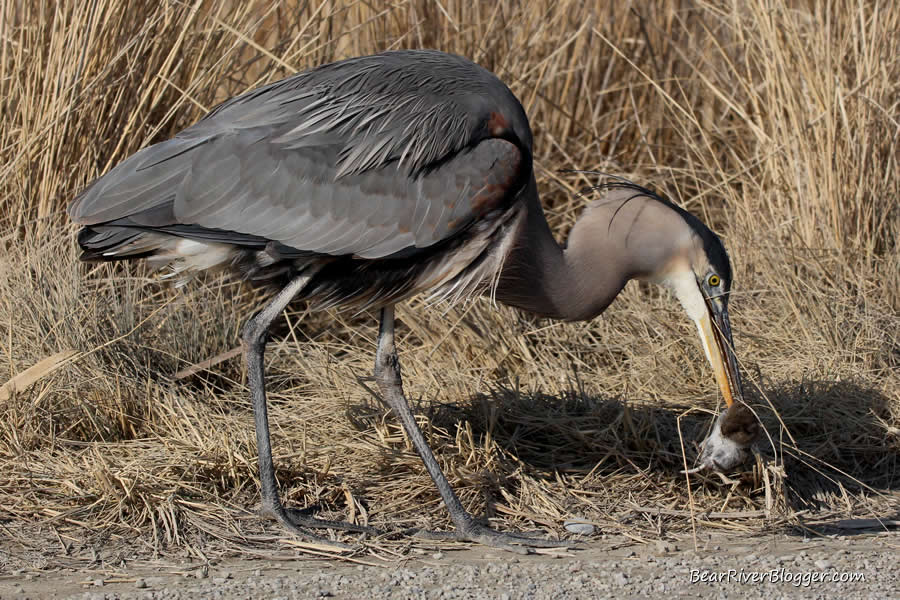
[69,51,531,258]
[69,132,525,259]
[187,133,524,258]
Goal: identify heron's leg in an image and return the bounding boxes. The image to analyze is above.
[243,273,378,545]
[374,306,570,554]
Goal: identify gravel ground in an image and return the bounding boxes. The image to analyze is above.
[3,531,897,599]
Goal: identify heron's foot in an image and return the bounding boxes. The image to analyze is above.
[262,504,376,550]
[413,522,572,555]
[281,507,383,535]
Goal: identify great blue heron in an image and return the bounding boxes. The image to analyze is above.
[68,49,758,553]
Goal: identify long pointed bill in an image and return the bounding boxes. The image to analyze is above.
[665,268,756,471]
[694,298,743,408]
[690,296,757,472]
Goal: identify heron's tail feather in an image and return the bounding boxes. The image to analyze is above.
[75,225,315,289]
[76,226,236,286]
[76,226,163,261]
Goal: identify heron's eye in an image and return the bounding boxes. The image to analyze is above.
[707,274,721,287]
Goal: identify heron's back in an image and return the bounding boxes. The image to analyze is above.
[69,50,534,309]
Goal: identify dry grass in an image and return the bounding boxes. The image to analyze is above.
[1,0,898,567]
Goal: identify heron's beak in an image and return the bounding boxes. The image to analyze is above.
[665,268,756,471]
[694,296,743,408]
[691,295,757,472]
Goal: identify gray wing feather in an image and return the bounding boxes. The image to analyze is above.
[69,137,203,225]
[69,50,531,259]
[171,135,518,258]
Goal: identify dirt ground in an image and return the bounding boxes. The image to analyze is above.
[3,526,897,600]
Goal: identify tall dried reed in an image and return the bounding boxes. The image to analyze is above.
[1,0,897,561]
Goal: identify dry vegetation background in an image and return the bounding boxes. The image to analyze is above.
[1,0,898,566]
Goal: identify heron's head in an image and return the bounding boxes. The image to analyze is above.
[652,211,759,471]
[570,180,759,471]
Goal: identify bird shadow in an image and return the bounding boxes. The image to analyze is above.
[348,376,899,516]
[750,378,899,501]
[747,378,900,538]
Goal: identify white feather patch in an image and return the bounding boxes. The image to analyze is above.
[662,265,715,365]
[147,237,236,286]
[664,266,706,321]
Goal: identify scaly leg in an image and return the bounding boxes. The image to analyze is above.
[243,273,378,547]
[374,305,570,554]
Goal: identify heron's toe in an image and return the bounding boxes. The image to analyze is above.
[413,523,573,554]
[282,508,382,535]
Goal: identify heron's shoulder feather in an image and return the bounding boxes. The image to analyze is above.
[191,50,532,177]
[69,51,532,261]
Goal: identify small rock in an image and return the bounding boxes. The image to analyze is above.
[613,572,629,586]
[254,568,261,577]
[431,552,443,560]
[564,520,595,535]
[92,579,104,587]
[814,559,833,570]
[134,578,147,589]
[656,540,673,553]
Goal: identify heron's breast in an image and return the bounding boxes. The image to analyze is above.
[417,202,526,305]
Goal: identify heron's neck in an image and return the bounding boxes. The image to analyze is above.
[495,181,630,321]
